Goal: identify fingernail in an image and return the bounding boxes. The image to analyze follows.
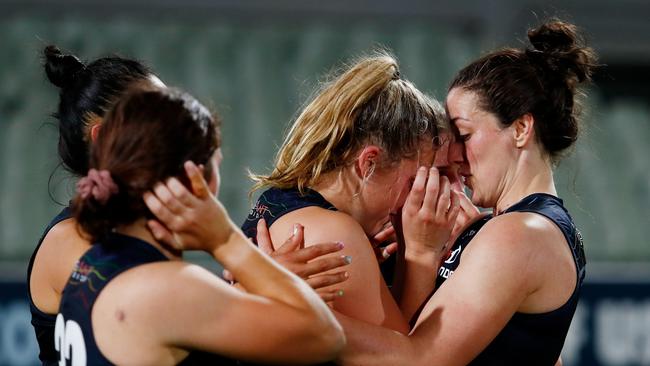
[382,249,391,259]
[293,224,299,236]
[344,271,350,278]
[337,290,344,297]
[343,255,352,264]
[336,241,345,249]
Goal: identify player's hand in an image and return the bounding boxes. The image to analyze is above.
[401,166,460,257]
[143,161,236,252]
[224,219,351,302]
[450,189,482,242]
[369,223,398,264]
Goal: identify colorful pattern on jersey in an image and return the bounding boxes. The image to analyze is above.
[242,187,337,241]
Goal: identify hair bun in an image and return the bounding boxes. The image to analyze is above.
[528,20,576,53]
[43,45,85,88]
[527,19,598,85]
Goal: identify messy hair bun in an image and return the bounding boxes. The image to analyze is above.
[43,45,85,88]
[526,20,598,88]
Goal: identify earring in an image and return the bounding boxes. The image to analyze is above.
[353,162,375,198]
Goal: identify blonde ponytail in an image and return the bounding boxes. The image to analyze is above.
[251,51,442,193]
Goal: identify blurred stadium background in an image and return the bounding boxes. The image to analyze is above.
[0,0,648,365]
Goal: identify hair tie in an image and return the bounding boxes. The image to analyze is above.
[77,169,119,204]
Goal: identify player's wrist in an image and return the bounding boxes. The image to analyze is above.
[405,245,445,268]
[210,227,250,264]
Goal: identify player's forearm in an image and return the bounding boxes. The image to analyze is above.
[211,228,320,311]
[389,218,436,320]
[336,312,417,366]
[214,232,345,355]
[397,248,442,322]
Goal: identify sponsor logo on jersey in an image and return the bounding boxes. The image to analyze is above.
[438,266,454,279]
[444,245,462,264]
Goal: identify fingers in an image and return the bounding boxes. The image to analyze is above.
[436,176,451,217]
[152,182,186,215]
[256,218,273,255]
[143,191,181,229]
[307,271,350,290]
[317,289,345,303]
[290,241,345,263]
[184,161,210,199]
[296,254,350,278]
[166,177,198,207]
[257,221,306,257]
[374,242,398,263]
[222,269,234,282]
[382,242,398,258]
[276,224,304,255]
[456,189,480,217]
[447,190,461,222]
[422,167,441,215]
[146,219,181,250]
[404,167,428,215]
[372,224,395,246]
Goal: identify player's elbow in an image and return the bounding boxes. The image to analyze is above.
[307,313,347,362]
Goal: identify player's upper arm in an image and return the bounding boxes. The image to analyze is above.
[95,261,342,365]
[270,207,409,334]
[408,214,543,365]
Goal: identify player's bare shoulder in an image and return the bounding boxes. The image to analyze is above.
[271,206,365,247]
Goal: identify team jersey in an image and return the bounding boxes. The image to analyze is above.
[435,214,492,288]
[27,206,72,365]
[241,187,337,241]
[437,193,586,365]
[56,233,239,365]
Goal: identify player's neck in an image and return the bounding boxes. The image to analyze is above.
[494,156,556,214]
[311,168,357,215]
[115,219,183,260]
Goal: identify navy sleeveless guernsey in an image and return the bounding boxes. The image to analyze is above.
[27,206,72,365]
[435,214,492,289]
[436,193,586,365]
[56,233,239,365]
[241,187,337,241]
